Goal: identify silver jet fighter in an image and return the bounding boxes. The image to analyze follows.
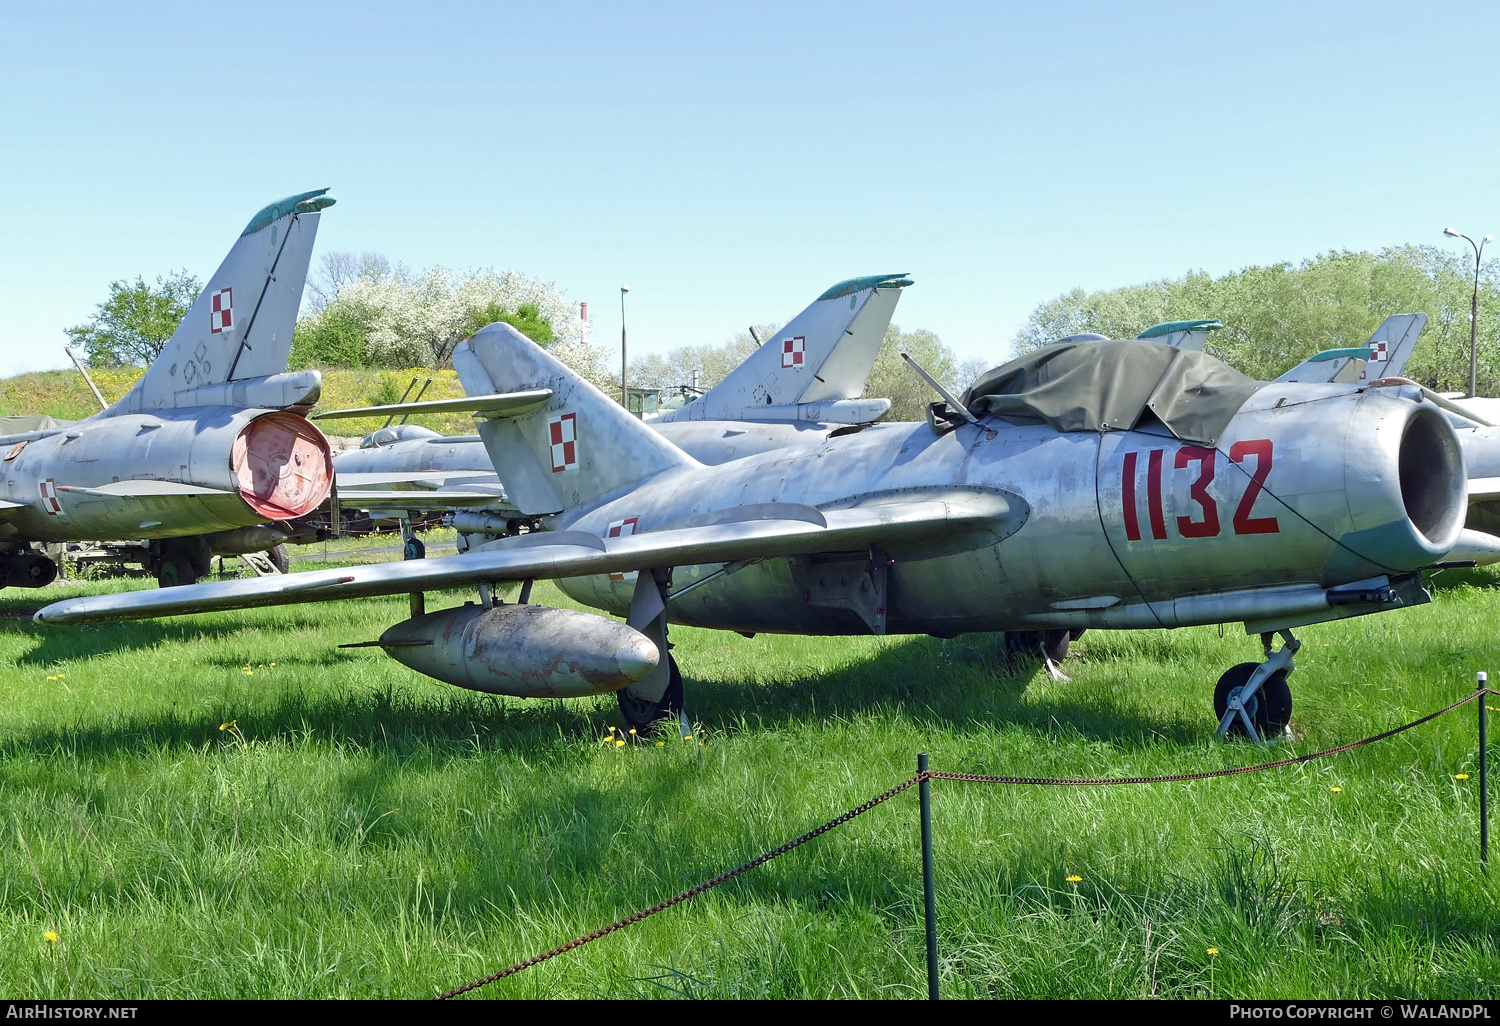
[0,191,336,589]
[322,274,912,532]
[38,326,1469,743]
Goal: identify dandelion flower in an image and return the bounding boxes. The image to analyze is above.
[656,741,664,747]
[1207,948,1219,957]
[1331,787,1343,793]
[1456,773,1470,780]
[628,728,636,735]
[43,931,58,944]
[615,739,625,748]
[1066,875,1082,883]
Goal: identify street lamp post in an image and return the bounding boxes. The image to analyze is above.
[1444,228,1491,398]
[620,286,630,409]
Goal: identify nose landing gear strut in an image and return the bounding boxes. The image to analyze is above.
[1214,629,1299,744]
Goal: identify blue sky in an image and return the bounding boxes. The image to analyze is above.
[2,1,1497,375]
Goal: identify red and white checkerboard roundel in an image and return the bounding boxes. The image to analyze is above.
[39,478,63,516]
[549,412,577,472]
[781,336,806,368]
[1368,340,1388,362]
[210,288,234,334]
[606,516,639,580]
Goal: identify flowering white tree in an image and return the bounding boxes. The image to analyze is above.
[294,254,613,389]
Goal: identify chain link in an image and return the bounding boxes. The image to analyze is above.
[436,687,1495,999]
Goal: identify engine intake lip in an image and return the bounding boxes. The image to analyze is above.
[1398,403,1466,552]
[231,412,333,520]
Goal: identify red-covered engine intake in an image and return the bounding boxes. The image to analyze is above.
[231,412,333,520]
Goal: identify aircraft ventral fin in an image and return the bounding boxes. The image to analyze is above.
[314,390,553,421]
[35,489,1018,626]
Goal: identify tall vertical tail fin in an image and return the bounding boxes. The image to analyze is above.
[1273,313,1428,384]
[112,189,335,414]
[1360,313,1427,380]
[655,273,911,425]
[454,323,697,517]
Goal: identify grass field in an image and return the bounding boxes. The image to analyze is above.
[0,557,1496,999]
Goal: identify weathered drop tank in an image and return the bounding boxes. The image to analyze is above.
[377,603,658,698]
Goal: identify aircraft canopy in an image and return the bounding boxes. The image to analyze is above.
[960,340,1264,446]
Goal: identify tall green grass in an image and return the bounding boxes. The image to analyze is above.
[0,567,1495,998]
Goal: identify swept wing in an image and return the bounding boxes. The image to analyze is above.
[36,490,1014,625]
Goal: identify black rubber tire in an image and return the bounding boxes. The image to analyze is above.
[616,654,684,736]
[156,538,210,588]
[1004,629,1072,663]
[266,543,290,574]
[403,536,426,561]
[1213,661,1293,739]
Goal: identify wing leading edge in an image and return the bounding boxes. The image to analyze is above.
[35,489,1018,625]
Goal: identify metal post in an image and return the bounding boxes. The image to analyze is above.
[64,346,108,411]
[918,752,939,1000]
[1445,230,1488,398]
[620,286,630,409]
[1481,672,1490,865]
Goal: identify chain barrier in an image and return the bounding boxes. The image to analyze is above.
[435,687,1495,999]
[435,773,924,999]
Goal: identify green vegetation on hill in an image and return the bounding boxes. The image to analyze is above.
[0,367,477,437]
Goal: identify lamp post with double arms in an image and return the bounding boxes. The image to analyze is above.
[1444,228,1491,398]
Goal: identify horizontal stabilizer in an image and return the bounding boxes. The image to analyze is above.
[734,398,891,425]
[1468,477,1500,504]
[56,481,234,498]
[335,489,514,511]
[35,488,1017,625]
[335,470,499,489]
[0,429,67,448]
[314,390,553,421]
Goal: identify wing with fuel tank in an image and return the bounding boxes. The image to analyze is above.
[35,488,1017,625]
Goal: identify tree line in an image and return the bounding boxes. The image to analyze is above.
[1013,246,1498,392]
[63,243,1500,407]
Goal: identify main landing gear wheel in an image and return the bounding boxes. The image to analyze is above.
[1213,663,1293,739]
[1005,629,1074,680]
[1004,629,1073,663]
[266,543,290,574]
[156,538,211,588]
[616,654,684,736]
[403,536,426,561]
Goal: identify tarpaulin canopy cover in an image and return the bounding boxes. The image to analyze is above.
[960,340,1265,446]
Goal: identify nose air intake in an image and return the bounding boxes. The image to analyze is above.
[1398,405,1466,546]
